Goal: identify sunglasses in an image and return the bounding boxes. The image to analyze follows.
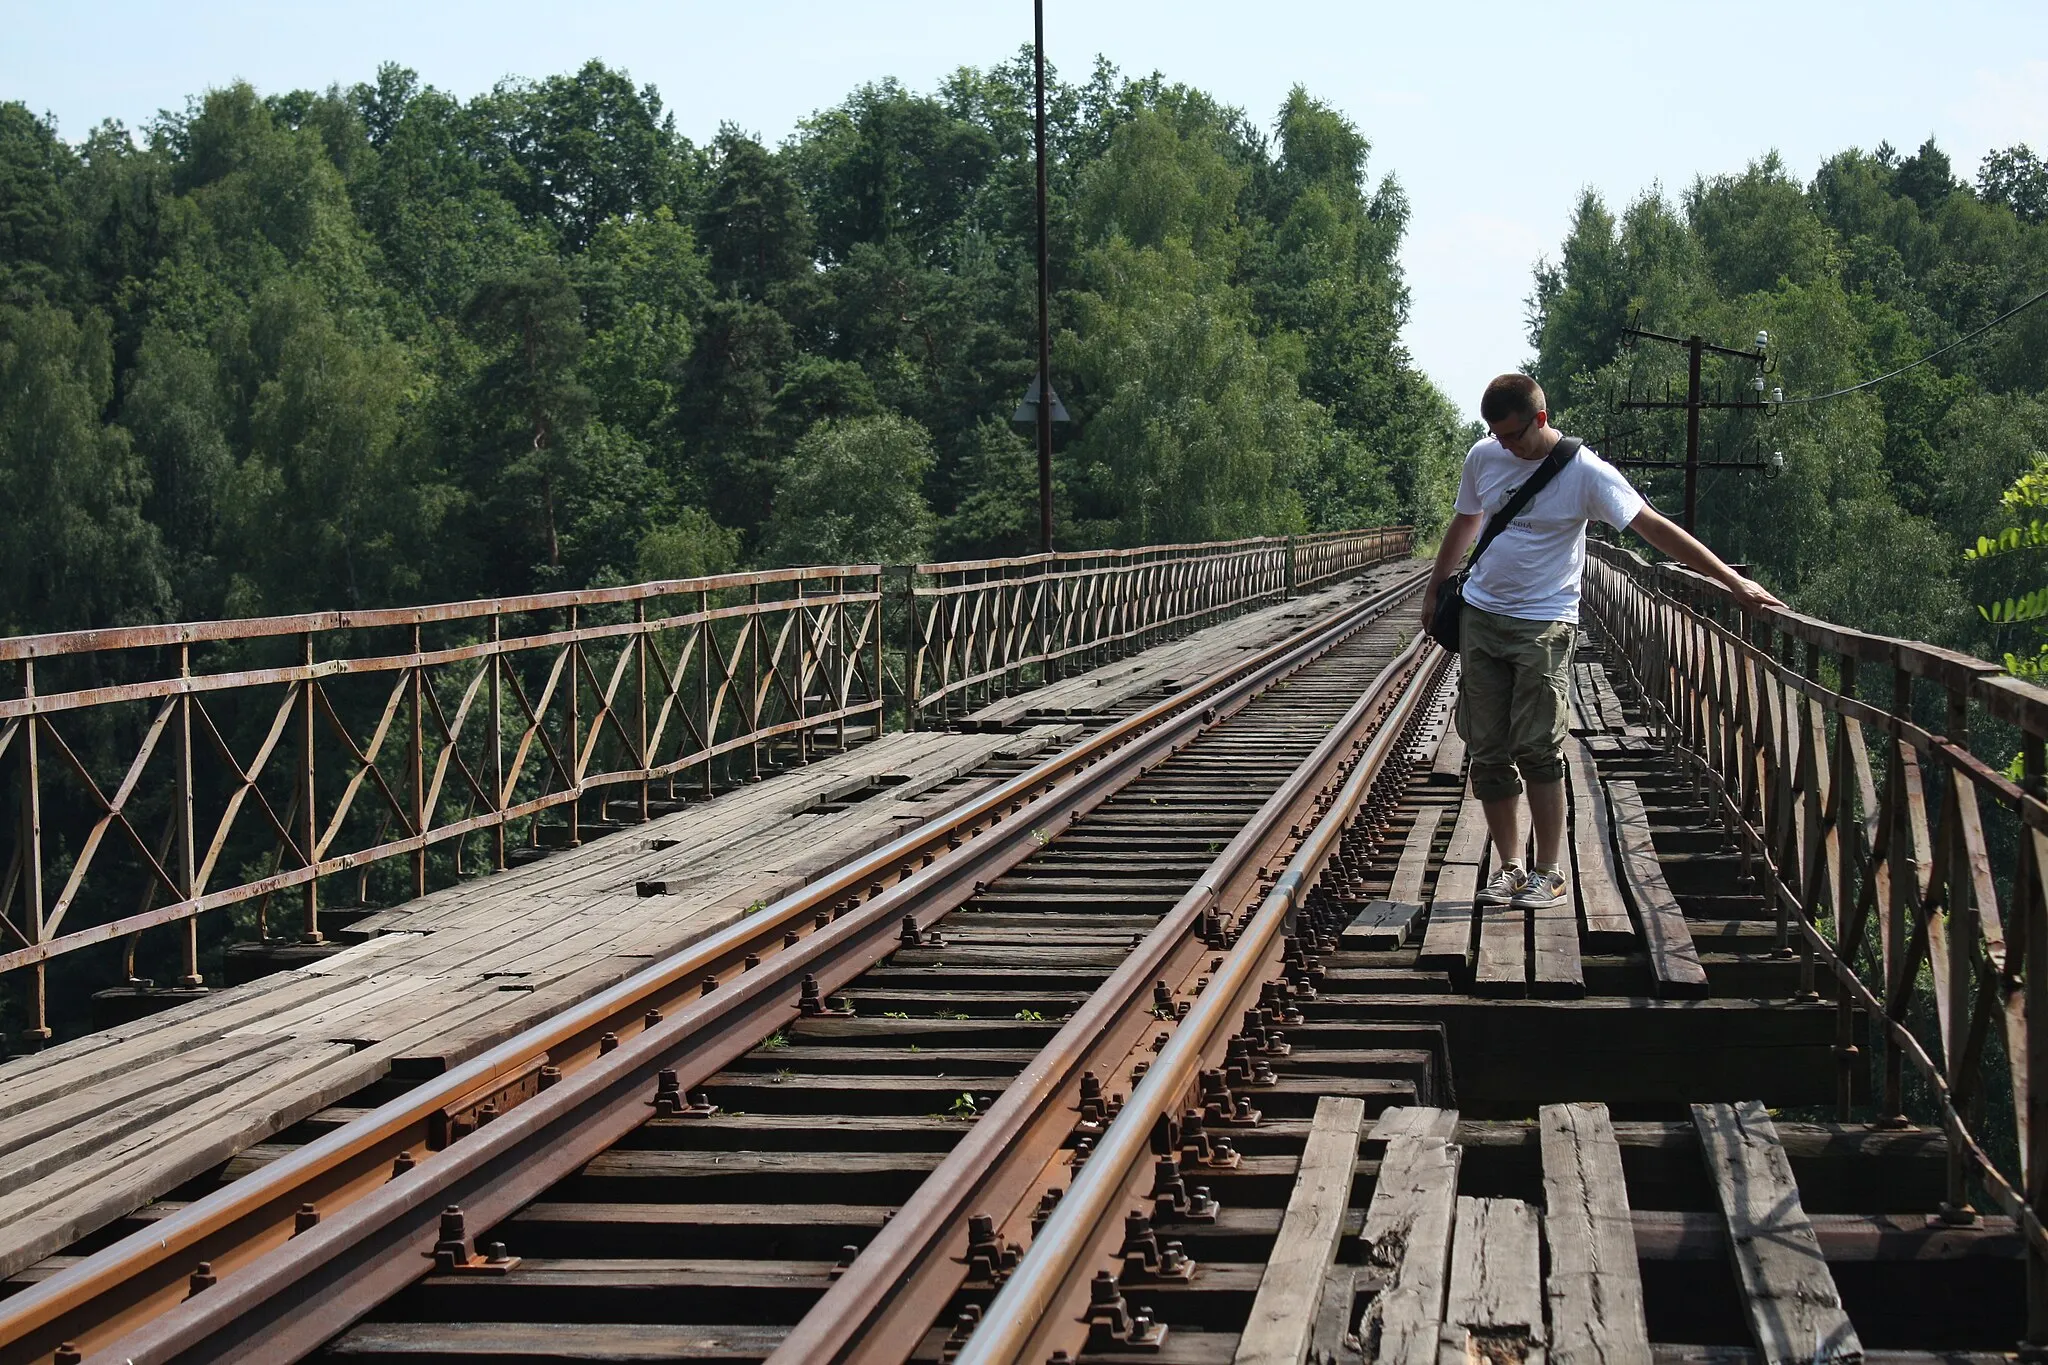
[1492,413,1538,446]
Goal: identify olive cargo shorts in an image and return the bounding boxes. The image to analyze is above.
[1453,605,1576,802]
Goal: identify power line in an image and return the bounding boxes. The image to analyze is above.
[1777,284,2048,406]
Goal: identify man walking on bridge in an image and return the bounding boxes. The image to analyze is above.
[1422,373,1781,910]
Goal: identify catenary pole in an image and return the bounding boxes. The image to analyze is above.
[1033,0,1053,554]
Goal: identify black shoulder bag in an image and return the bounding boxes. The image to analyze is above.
[1426,436,1581,652]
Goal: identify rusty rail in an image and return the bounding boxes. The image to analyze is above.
[902,529,1412,726]
[955,634,1436,1362]
[1583,540,2048,1343]
[1,566,1428,1365]
[0,529,1414,1041]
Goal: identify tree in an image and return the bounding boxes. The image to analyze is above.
[763,413,936,565]
[0,305,169,633]
[461,259,591,577]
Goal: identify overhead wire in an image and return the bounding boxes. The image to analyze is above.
[1776,284,2048,406]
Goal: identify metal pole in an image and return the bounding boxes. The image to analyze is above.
[1684,335,1702,533]
[1033,0,1053,555]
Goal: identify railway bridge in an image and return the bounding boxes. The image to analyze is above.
[0,529,2037,1365]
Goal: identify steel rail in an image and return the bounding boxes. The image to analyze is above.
[954,634,1438,1365]
[3,568,1426,1365]
[767,597,1428,1363]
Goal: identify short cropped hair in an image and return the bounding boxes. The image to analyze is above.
[1480,373,1545,423]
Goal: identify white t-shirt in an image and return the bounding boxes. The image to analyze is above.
[1452,436,1645,624]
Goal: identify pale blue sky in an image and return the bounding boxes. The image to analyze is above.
[4,1,2044,417]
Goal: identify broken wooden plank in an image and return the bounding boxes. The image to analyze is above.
[1473,901,1529,998]
[1529,899,1585,999]
[1359,1132,1464,1365]
[1564,740,1635,950]
[1235,1095,1370,1365]
[1344,900,1426,952]
[1439,1196,1545,1365]
[1418,862,1478,974]
[1605,779,1708,997]
[1389,807,1448,908]
[1540,1102,1650,1365]
[1692,1101,1862,1365]
[1370,1106,1461,1143]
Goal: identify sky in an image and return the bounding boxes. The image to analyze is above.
[4,0,2046,419]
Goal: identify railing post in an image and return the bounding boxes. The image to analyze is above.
[18,659,50,1043]
[1943,687,1978,1221]
[2024,733,2048,1351]
[176,644,201,987]
[699,588,714,796]
[410,624,427,899]
[298,634,322,944]
[568,605,585,841]
[1883,665,1913,1123]
[1836,652,1861,1120]
[490,614,506,871]
[637,599,652,809]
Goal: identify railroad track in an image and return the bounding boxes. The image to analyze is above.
[0,568,1443,1365]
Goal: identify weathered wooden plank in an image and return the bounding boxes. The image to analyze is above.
[1439,1197,1545,1365]
[1606,779,1708,997]
[1344,900,1426,952]
[1443,796,1489,868]
[1235,1095,1370,1365]
[1474,901,1528,997]
[1691,1101,1862,1365]
[0,1041,375,1280]
[1370,1106,1461,1143]
[1390,807,1448,907]
[1540,1102,1650,1365]
[1529,900,1585,999]
[1586,664,1627,732]
[1564,740,1634,949]
[1358,1132,1463,1365]
[1569,664,1602,735]
[1418,862,1478,974]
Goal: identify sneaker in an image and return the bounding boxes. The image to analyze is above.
[1476,862,1528,906]
[1512,868,1569,910]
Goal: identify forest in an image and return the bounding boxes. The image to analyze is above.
[1529,137,2048,668]
[0,54,1466,640]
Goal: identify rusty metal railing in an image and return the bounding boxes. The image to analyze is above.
[0,567,887,1041]
[903,528,1412,726]
[0,530,1413,1041]
[1584,540,2048,1341]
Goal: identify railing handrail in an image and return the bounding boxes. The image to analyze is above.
[0,564,887,663]
[1588,540,2048,729]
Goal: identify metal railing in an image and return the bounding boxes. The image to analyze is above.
[1584,540,2048,1340]
[0,529,1411,1041]
[0,568,887,1041]
[903,528,1412,726]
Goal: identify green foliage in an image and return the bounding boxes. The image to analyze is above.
[0,56,1459,638]
[764,413,937,565]
[1528,136,2048,661]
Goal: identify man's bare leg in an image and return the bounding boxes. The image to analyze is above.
[1481,795,1523,870]
[1527,779,1565,871]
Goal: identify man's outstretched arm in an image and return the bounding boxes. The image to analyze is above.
[1625,506,1785,613]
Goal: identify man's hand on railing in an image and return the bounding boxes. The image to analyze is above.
[1727,576,1786,614]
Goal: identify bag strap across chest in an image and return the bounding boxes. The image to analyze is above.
[1466,435,1582,571]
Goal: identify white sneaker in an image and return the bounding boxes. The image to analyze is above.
[1512,868,1569,910]
[1476,862,1528,906]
